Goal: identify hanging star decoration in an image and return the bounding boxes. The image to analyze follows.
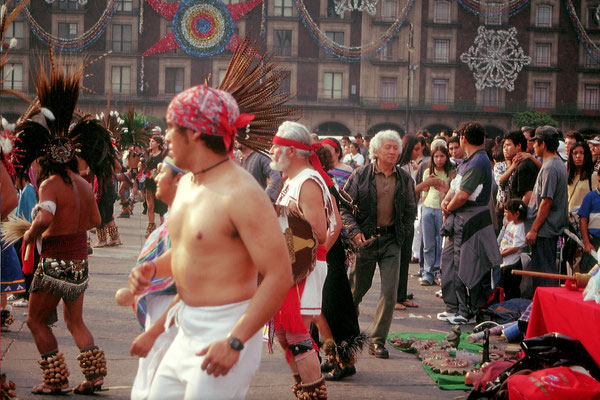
[460,26,531,92]
[143,0,262,57]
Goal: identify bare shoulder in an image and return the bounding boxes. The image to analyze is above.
[299,178,325,202]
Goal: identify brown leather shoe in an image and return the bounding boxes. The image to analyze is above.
[368,343,389,359]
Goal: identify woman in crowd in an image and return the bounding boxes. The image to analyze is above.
[415,139,455,286]
[395,134,419,309]
[343,142,365,169]
[567,141,596,213]
[322,137,353,188]
[143,136,168,237]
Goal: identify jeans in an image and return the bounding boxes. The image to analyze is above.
[350,234,400,346]
[421,206,442,283]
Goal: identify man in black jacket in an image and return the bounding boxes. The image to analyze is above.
[342,130,416,359]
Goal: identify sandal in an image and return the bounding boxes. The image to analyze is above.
[402,299,419,308]
[31,381,70,395]
[394,303,407,311]
[73,377,103,395]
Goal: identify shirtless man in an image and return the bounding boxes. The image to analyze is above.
[270,121,340,399]
[24,160,106,395]
[128,85,292,399]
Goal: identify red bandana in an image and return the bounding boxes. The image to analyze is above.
[321,138,340,154]
[272,135,333,187]
[166,85,254,152]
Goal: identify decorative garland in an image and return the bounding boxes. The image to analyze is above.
[457,0,529,16]
[293,0,414,61]
[565,0,600,62]
[23,0,121,52]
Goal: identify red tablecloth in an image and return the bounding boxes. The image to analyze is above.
[526,287,600,367]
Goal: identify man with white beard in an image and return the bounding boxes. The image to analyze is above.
[269,121,340,399]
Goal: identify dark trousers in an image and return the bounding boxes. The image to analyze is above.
[500,259,522,300]
[440,234,486,318]
[350,234,400,345]
[529,236,559,292]
[396,226,414,303]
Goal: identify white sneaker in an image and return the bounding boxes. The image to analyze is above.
[435,289,443,298]
[13,299,28,307]
[436,311,454,322]
[447,314,470,325]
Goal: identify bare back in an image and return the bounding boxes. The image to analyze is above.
[168,161,284,307]
[40,171,100,237]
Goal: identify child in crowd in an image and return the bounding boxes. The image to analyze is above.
[415,139,455,286]
[499,199,527,299]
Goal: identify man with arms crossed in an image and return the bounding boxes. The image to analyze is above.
[129,85,292,399]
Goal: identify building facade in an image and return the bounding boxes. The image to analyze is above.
[1,0,599,137]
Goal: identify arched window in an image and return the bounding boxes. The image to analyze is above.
[434,0,451,24]
[535,4,553,27]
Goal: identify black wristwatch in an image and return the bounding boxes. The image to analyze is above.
[227,335,244,351]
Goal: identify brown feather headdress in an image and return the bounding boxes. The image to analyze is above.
[13,50,117,184]
[216,38,299,155]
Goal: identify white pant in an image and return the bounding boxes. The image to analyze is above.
[300,260,327,316]
[131,294,177,400]
[147,299,262,400]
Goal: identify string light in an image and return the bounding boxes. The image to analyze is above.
[333,0,380,16]
[565,0,600,62]
[23,0,121,51]
[457,0,530,16]
[293,0,414,61]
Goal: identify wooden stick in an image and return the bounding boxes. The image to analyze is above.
[511,270,570,280]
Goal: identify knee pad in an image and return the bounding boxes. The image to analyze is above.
[287,332,315,362]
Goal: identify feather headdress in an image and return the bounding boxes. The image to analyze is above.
[119,105,152,150]
[216,38,299,155]
[13,50,117,184]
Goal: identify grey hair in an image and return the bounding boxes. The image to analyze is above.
[276,121,313,159]
[369,130,402,160]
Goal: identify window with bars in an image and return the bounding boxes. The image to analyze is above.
[326,31,344,46]
[112,24,132,53]
[323,72,342,99]
[274,0,293,16]
[483,87,499,107]
[165,67,184,94]
[381,0,398,20]
[380,37,397,61]
[111,66,131,93]
[584,51,600,69]
[584,84,599,110]
[433,0,451,23]
[484,11,501,25]
[379,77,397,101]
[326,0,342,18]
[534,43,552,67]
[535,4,553,27]
[533,81,550,108]
[433,39,450,63]
[5,21,24,49]
[58,0,80,11]
[117,0,133,12]
[432,79,448,104]
[58,23,78,40]
[588,7,600,27]
[1,63,23,90]
[273,29,292,56]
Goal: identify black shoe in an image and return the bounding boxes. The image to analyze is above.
[324,365,356,381]
[321,360,334,373]
[368,343,389,359]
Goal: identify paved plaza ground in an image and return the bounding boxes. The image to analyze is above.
[2,207,471,399]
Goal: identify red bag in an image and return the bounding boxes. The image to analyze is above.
[507,366,600,399]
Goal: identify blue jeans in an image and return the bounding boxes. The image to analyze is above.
[421,206,443,283]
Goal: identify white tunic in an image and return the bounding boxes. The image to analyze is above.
[277,168,335,315]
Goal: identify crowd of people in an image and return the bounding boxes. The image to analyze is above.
[1,54,598,400]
